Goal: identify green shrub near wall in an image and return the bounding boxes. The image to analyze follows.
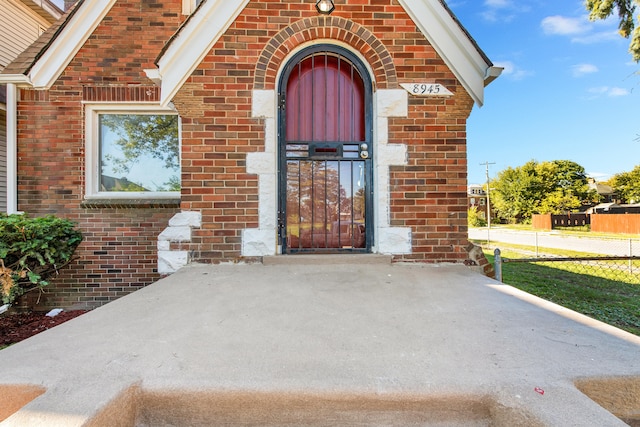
[0,214,83,305]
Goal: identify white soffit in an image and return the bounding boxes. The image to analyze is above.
[156,0,250,106]
[29,0,118,89]
[398,0,494,106]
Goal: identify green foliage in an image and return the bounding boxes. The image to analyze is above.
[491,160,593,223]
[467,206,487,227]
[101,114,179,174]
[586,0,640,61]
[0,214,83,305]
[609,164,640,203]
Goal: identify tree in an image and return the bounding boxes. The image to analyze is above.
[585,0,640,61]
[609,164,640,202]
[491,161,543,223]
[490,160,594,223]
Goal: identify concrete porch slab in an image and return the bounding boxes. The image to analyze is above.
[0,262,639,426]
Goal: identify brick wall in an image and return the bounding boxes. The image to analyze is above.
[16,0,476,308]
[174,0,473,264]
[15,0,184,309]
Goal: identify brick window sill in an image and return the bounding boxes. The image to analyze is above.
[81,198,181,209]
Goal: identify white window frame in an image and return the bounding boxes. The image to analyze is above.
[84,103,181,200]
[182,0,200,15]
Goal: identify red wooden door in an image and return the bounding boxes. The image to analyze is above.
[279,47,372,253]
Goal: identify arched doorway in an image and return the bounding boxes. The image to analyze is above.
[278,45,373,254]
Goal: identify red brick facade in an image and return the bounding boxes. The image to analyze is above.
[13,0,480,309]
[16,0,185,308]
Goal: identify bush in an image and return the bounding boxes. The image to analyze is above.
[468,206,487,227]
[0,214,83,305]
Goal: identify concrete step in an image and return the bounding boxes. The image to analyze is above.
[262,254,392,265]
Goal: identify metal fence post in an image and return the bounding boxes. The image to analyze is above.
[535,232,539,258]
[494,248,502,282]
[630,239,633,274]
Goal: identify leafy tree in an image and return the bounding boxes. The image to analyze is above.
[490,160,594,223]
[585,0,640,61]
[491,161,543,223]
[609,164,640,202]
[467,206,487,227]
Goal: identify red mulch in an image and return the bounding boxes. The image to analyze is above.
[0,310,87,347]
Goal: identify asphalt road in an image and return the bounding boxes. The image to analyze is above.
[468,227,639,256]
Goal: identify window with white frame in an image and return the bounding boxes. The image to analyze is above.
[85,104,180,199]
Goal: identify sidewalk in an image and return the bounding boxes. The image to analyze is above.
[1,259,639,426]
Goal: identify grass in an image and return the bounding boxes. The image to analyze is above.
[484,248,640,336]
[485,224,640,239]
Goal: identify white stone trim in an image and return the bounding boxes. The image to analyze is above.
[375,89,412,255]
[157,211,202,274]
[242,90,278,257]
[242,79,413,257]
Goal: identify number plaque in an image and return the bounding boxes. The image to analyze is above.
[400,83,453,97]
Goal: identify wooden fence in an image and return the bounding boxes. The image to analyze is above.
[591,214,640,234]
[532,214,589,230]
[533,213,640,234]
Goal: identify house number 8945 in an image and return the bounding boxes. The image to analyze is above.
[413,84,439,94]
[400,83,453,97]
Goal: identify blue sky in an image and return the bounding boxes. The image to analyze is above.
[448,0,639,185]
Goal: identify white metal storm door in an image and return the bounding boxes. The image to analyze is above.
[278,45,374,254]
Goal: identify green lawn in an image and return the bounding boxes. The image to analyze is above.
[485,249,640,336]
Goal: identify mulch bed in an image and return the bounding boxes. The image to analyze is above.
[0,310,87,347]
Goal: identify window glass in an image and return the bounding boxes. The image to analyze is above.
[98,114,180,192]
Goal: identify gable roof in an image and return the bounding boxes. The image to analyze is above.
[20,0,63,24]
[1,0,500,106]
[0,0,117,88]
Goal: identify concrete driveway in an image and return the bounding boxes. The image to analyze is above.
[0,257,639,426]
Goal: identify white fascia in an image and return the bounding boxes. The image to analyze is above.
[398,0,494,106]
[154,0,250,107]
[0,74,32,86]
[28,0,117,89]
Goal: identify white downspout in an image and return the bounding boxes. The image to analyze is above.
[6,83,18,214]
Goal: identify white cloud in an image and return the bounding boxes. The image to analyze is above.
[484,0,510,8]
[481,0,528,23]
[571,30,620,44]
[572,63,599,77]
[588,86,630,97]
[541,15,590,35]
[493,60,534,80]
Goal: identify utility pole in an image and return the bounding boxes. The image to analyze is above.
[480,162,495,245]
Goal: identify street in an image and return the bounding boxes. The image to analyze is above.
[468,227,639,257]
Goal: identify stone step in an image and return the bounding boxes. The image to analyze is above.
[262,254,392,265]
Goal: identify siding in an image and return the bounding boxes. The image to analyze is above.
[0,0,48,70]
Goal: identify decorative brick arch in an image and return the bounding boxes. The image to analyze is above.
[254,16,397,90]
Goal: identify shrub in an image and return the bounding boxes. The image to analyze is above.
[468,206,487,227]
[0,214,83,305]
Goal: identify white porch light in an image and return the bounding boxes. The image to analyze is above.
[315,0,335,15]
